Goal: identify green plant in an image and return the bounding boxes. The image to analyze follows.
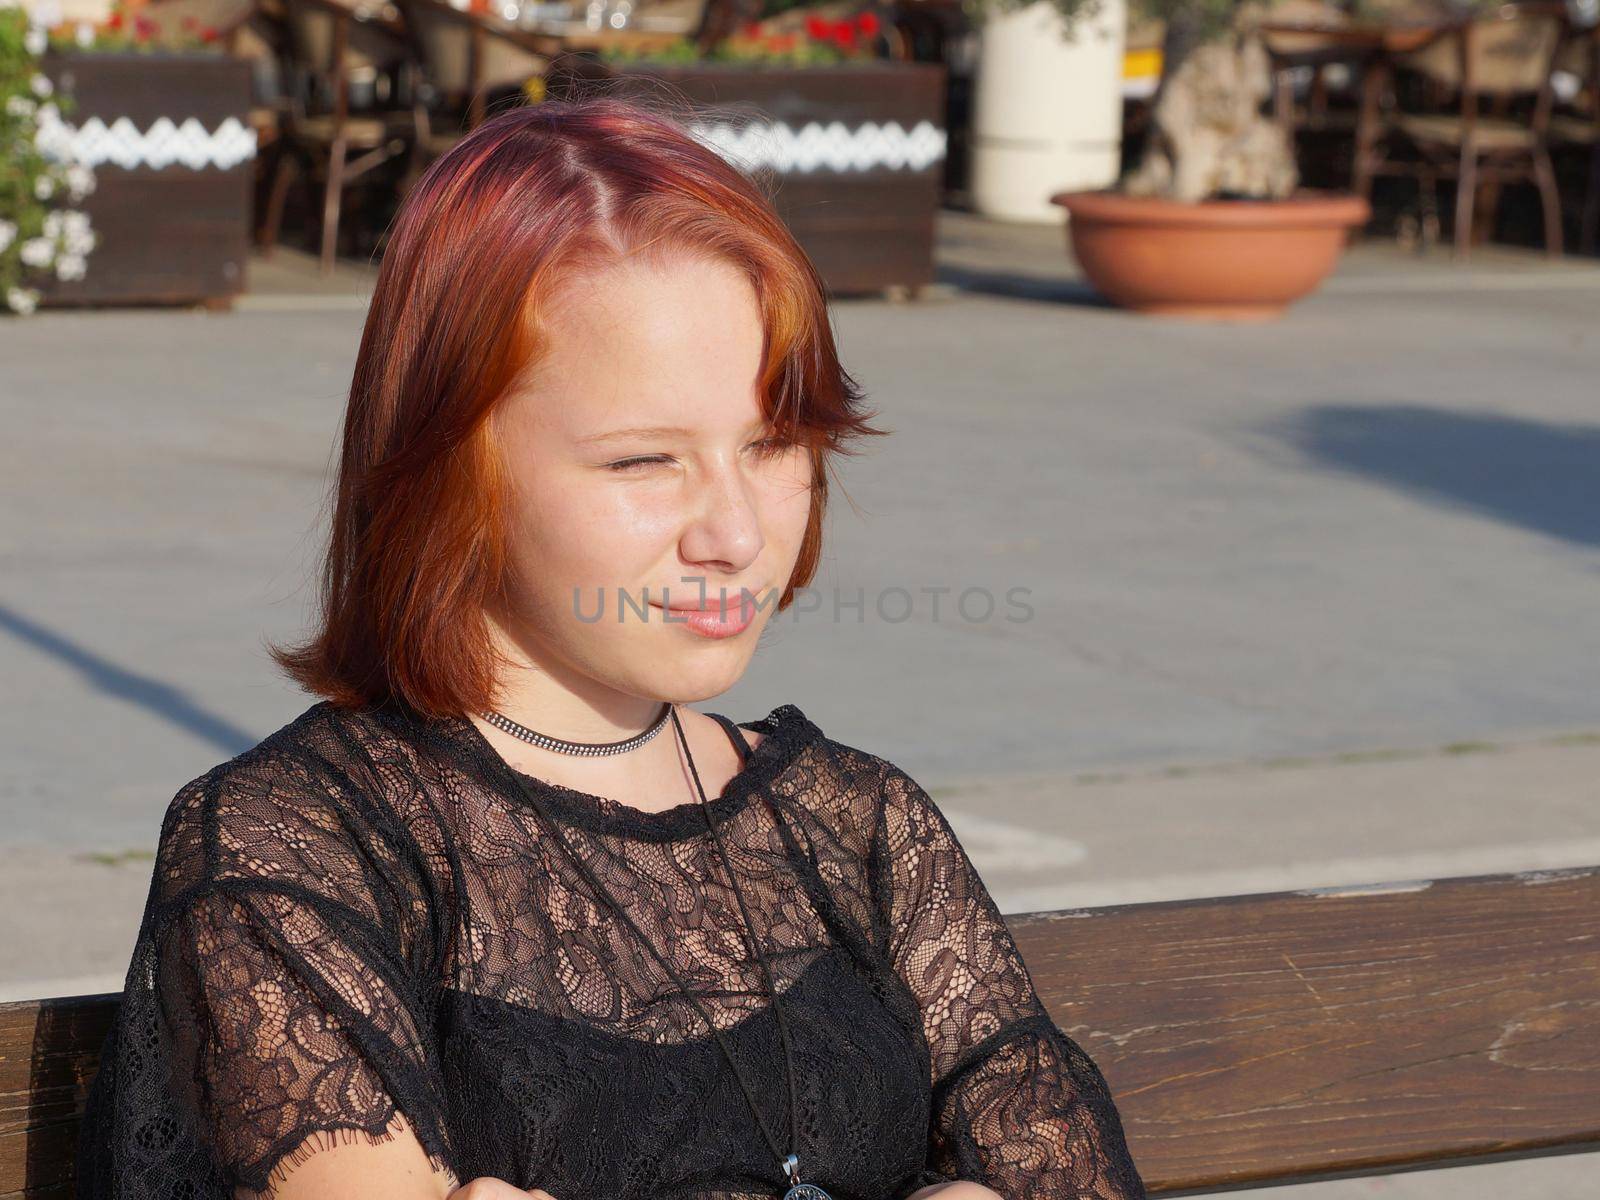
[0,4,99,315]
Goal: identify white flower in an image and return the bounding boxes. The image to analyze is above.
[66,164,95,199]
[0,0,23,11]
[36,100,59,124]
[20,236,56,268]
[43,210,63,237]
[74,21,93,47]
[31,74,54,98]
[63,222,96,257]
[0,220,15,252]
[34,173,56,200]
[55,253,86,281]
[7,286,41,315]
[61,210,94,247]
[6,95,36,117]
[24,27,47,55]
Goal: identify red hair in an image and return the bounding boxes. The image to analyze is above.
[267,95,889,719]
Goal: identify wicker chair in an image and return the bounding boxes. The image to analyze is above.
[259,0,415,271]
[1359,1,1570,257]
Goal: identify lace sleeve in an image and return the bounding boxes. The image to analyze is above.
[872,766,1148,1200]
[76,752,460,1200]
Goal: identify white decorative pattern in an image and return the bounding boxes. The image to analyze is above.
[687,118,947,176]
[35,112,257,171]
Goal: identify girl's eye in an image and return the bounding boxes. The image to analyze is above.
[604,455,672,473]
[604,438,794,473]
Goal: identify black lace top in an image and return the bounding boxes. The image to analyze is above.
[75,699,1148,1200]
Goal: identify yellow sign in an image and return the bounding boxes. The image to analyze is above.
[1123,48,1162,80]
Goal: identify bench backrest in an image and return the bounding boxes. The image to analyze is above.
[4,864,1596,1197]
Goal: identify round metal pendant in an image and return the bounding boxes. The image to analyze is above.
[782,1185,834,1200]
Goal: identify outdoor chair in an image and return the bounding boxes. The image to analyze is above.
[1546,16,1599,253]
[391,0,562,185]
[1359,1,1570,257]
[258,0,416,272]
[1259,0,1367,138]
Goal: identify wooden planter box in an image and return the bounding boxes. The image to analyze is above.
[551,60,947,297]
[34,51,255,308]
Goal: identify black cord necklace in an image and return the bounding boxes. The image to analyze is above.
[485,703,834,1200]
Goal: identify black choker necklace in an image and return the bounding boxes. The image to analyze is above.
[479,702,673,757]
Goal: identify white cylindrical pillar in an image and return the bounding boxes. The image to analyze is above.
[969,0,1128,223]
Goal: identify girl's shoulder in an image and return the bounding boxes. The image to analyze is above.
[760,710,946,855]
[152,699,431,927]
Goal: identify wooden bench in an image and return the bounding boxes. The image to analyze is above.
[4,863,1596,1198]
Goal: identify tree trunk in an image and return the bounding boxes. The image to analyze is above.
[1121,20,1299,203]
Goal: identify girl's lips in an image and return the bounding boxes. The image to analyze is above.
[653,592,757,638]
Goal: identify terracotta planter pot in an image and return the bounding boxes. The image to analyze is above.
[1049,188,1372,320]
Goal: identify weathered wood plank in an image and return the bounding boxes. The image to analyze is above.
[0,991,118,1199]
[1008,865,1600,1194]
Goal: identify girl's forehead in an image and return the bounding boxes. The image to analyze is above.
[512,266,768,439]
[551,259,759,357]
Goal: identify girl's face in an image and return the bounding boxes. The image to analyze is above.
[489,250,814,705]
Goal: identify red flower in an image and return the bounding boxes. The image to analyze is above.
[134,14,157,37]
[181,13,198,26]
[741,20,761,36]
[831,18,855,44]
[200,24,219,41]
[106,10,123,28]
[856,10,879,36]
[805,14,829,39]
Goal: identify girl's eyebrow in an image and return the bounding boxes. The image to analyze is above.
[577,419,767,447]
[577,425,696,446]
